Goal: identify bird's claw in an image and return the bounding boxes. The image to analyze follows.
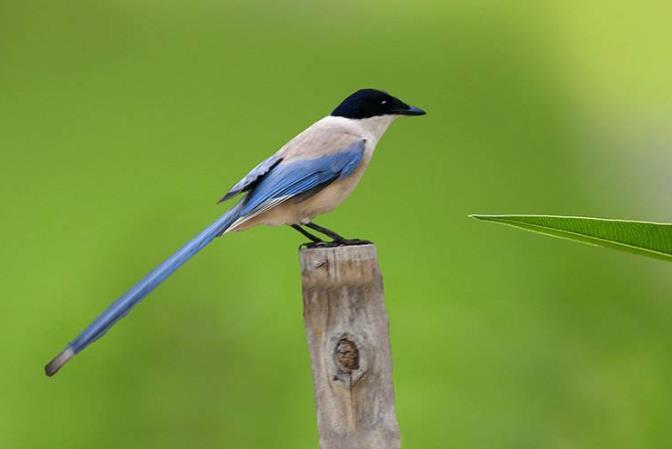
[338,238,372,246]
[299,241,337,249]
[300,241,326,249]
[300,238,372,250]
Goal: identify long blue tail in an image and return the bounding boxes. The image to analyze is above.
[45,205,241,376]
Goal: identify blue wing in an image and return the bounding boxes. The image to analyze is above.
[219,154,283,203]
[239,139,366,218]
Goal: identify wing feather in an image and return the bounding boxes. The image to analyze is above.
[218,154,282,203]
[239,139,366,218]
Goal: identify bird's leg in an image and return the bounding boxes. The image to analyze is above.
[291,224,323,242]
[291,224,328,249]
[305,222,347,241]
[305,222,372,246]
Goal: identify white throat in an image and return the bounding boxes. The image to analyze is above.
[357,115,398,143]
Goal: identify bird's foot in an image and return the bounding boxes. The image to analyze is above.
[300,241,332,250]
[336,238,372,246]
[300,238,372,250]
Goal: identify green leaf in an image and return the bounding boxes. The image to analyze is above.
[470,215,672,262]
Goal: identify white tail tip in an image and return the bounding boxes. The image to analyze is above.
[45,347,75,377]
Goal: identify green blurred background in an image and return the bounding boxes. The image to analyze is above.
[2,1,671,448]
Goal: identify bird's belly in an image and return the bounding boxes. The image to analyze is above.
[296,175,361,219]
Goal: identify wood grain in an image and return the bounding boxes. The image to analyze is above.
[300,244,400,449]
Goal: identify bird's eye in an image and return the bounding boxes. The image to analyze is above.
[381,100,387,105]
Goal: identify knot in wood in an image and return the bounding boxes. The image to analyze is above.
[334,338,359,373]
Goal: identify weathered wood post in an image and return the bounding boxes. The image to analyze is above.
[300,244,400,449]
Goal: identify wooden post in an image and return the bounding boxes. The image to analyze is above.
[300,244,400,449]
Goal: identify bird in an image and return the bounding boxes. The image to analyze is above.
[45,88,426,376]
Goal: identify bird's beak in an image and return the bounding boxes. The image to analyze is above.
[395,105,426,116]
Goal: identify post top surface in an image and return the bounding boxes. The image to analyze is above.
[299,244,380,287]
[299,243,377,257]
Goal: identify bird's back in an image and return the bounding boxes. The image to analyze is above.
[276,116,365,161]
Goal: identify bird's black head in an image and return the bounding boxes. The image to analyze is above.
[331,89,426,119]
